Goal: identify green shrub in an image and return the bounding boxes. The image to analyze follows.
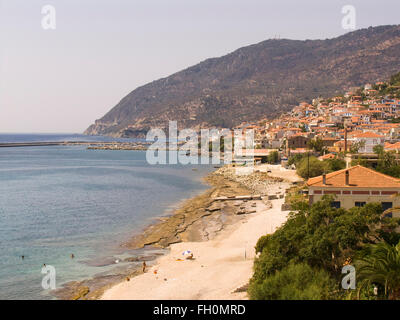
[296,156,327,179]
[255,235,271,254]
[248,198,399,300]
[249,262,337,300]
[324,158,346,171]
[267,151,279,164]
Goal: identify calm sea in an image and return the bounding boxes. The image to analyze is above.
[0,134,214,299]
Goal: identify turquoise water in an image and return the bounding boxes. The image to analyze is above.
[0,142,213,299]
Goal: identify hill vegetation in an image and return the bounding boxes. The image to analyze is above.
[85,25,400,138]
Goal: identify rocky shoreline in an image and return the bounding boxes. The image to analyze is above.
[54,166,287,300]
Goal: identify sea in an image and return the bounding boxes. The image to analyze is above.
[0,134,214,299]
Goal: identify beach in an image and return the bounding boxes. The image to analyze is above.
[101,164,300,300]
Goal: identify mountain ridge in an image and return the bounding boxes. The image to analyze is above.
[85,25,400,138]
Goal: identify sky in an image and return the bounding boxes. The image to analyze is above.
[0,0,399,133]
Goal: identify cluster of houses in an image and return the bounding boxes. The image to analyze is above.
[231,80,400,214]
[232,81,400,161]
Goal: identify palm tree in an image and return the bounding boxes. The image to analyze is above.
[356,241,400,299]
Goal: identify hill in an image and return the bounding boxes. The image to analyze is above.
[85,25,400,138]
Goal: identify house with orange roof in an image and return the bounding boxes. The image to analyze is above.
[307,165,400,211]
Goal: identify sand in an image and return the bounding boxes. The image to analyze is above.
[101,181,292,300]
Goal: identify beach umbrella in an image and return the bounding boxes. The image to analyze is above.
[182,250,192,256]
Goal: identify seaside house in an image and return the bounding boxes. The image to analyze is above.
[307,165,400,213]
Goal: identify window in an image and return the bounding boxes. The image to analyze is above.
[331,201,341,209]
[381,202,393,211]
[355,202,366,207]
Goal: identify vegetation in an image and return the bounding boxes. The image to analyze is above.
[293,155,346,179]
[296,156,326,179]
[249,262,337,300]
[267,151,279,164]
[356,241,400,299]
[349,140,366,154]
[284,184,308,206]
[352,145,400,178]
[86,27,400,138]
[288,153,307,166]
[249,198,400,300]
[308,137,326,153]
[373,71,400,98]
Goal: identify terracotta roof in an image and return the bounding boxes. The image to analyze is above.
[322,137,339,141]
[385,141,400,150]
[318,153,336,160]
[307,165,400,188]
[352,132,384,138]
[290,148,308,153]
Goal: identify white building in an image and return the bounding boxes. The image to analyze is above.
[350,132,385,153]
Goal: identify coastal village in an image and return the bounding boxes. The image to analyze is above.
[51,72,400,301]
[3,2,400,305]
[237,73,400,162]
[229,72,400,212]
[95,73,400,301]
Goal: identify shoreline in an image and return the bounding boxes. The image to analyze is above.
[55,164,299,300]
[52,167,216,300]
[53,166,251,299]
[101,165,298,300]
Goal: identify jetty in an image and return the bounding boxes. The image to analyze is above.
[0,141,150,150]
[0,141,87,148]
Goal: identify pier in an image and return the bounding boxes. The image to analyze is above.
[0,141,89,148]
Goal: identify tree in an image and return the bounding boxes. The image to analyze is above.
[324,158,346,172]
[356,241,400,299]
[249,262,337,300]
[308,137,325,153]
[267,151,279,164]
[350,140,366,154]
[288,153,306,166]
[373,145,384,156]
[249,198,400,300]
[296,156,327,179]
[300,124,307,133]
[376,150,400,178]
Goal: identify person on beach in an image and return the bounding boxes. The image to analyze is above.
[71,253,74,259]
[142,261,146,273]
[186,253,194,260]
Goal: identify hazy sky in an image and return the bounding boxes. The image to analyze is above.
[0,0,399,133]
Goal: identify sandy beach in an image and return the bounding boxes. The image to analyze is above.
[101,165,299,300]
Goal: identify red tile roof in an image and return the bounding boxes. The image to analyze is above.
[352,132,384,138]
[307,165,400,188]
